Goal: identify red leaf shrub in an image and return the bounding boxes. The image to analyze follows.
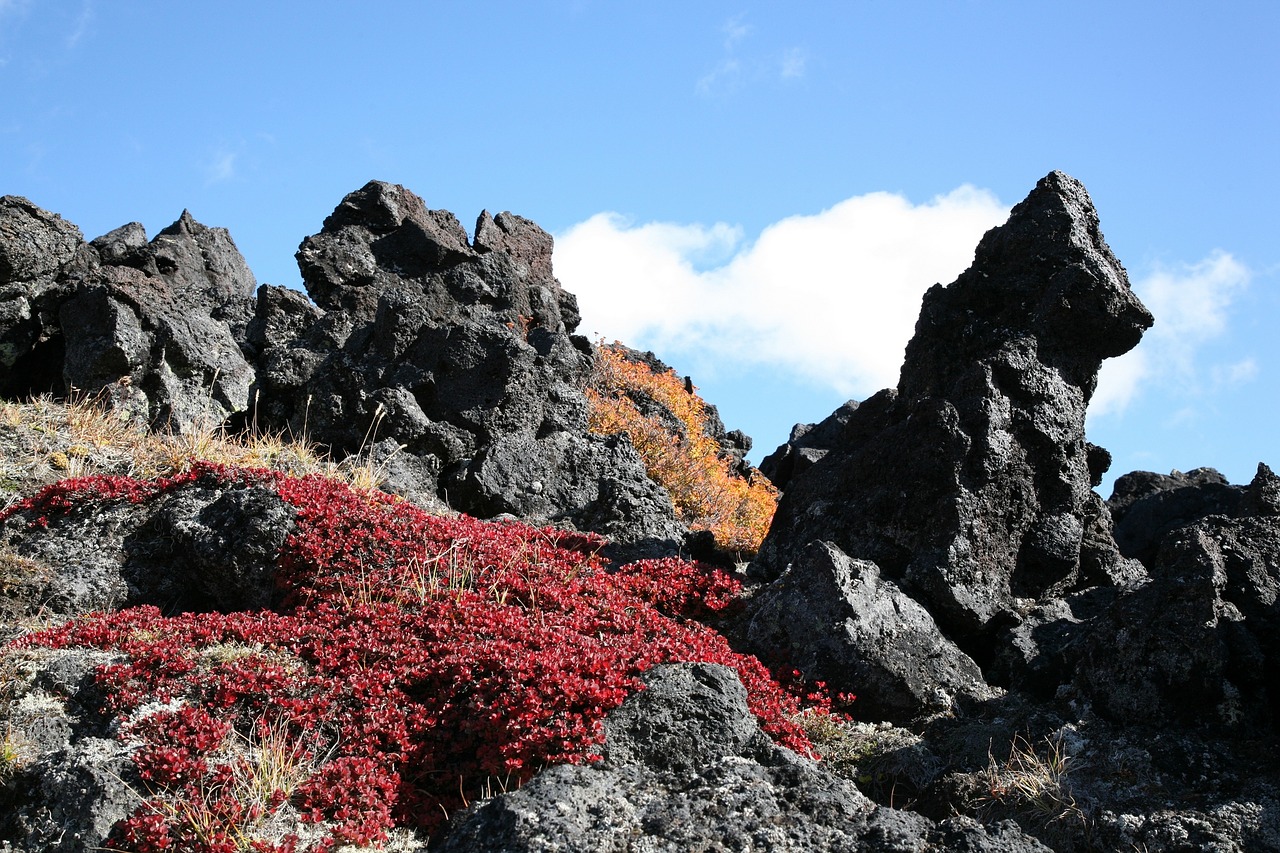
[6,463,835,850]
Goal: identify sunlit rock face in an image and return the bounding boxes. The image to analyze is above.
[754,171,1153,650]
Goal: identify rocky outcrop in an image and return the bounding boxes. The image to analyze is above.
[753,172,1153,653]
[437,663,1050,852]
[758,399,858,490]
[0,197,84,397]
[747,541,995,722]
[1076,463,1280,729]
[0,471,297,621]
[0,196,258,430]
[1108,466,1243,565]
[244,181,684,554]
[6,172,1280,852]
[0,184,688,556]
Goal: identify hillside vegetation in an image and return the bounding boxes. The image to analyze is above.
[586,343,779,557]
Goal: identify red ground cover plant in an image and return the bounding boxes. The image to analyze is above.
[5,463,840,851]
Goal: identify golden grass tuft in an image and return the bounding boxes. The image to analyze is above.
[0,390,402,503]
[586,343,778,557]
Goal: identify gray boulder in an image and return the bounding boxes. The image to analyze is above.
[0,474,296,623]
[747,541,995,723]
[437,663,1049,852]
[754,172,1153,651]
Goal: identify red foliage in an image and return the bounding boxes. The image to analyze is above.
[8,463,832,850]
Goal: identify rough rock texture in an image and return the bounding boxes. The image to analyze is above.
[1076,462,1280,729]
[0,196,258,430]
[747,540,995,723]
[0,197,85,397]
[1108,466,1243,565]
[758,399,859,490]
[0,474,297,622]
[436,663,1049,852]
[754,172,1153,652]
[7,174,1280,852]
[245,181,683,553]
[0,185,689,555]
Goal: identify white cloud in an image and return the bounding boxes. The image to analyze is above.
[65,0,93,48]
[780,47,807,79]
[555,186,1008,397]
[204,147,238,185]
[696,58,741,97]
[1091,251,1251,416]
[722,14,750,49]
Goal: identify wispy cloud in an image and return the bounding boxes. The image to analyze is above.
[555,186,1008,397]
[697,13,807,96]
[779,47,807,80]
[1091,251,1252,416]
[204,147,239,185]
[65,0,93,48]
[696,58,742,97]
[722,13,750,49]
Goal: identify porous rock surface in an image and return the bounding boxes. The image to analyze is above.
[436,663,1049,852]
[0,184,686,556]
[0,198,256,427]
[0,471,297,622]
[747,540,995,722]
[738,172,1280,850]
[248,182,684,555]
[753,171,1153,647]
[5,173,1280,852]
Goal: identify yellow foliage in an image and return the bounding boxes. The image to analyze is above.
[586,343,778,557]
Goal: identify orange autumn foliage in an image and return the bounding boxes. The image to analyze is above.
[586,343,779,557]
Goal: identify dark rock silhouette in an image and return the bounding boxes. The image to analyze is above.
[758,399,859,490]
[753,172,1153,652]
[0,195,257,429]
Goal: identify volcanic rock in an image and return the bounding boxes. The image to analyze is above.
[1108,467,1244,565]
[0,471,297,622]
[436,663,1050,852]
[0,197,258,429]
[747,540,995,723]
[0,196,85,397]
[753,172,1153,651]
[1076,463,1280,730]
[248,181,682,552]
[759,399,859,490]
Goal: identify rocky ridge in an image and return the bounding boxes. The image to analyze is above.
[1,173,1277,851]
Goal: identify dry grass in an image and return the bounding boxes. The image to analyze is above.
[0,390,399,504]
[792,711,943,806]
[978,733,1088,836]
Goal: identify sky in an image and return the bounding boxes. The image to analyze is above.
[2,2,1277,495]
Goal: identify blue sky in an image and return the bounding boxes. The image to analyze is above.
[2,2,1276,494]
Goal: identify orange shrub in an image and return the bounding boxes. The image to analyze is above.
[586,343,779,557]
